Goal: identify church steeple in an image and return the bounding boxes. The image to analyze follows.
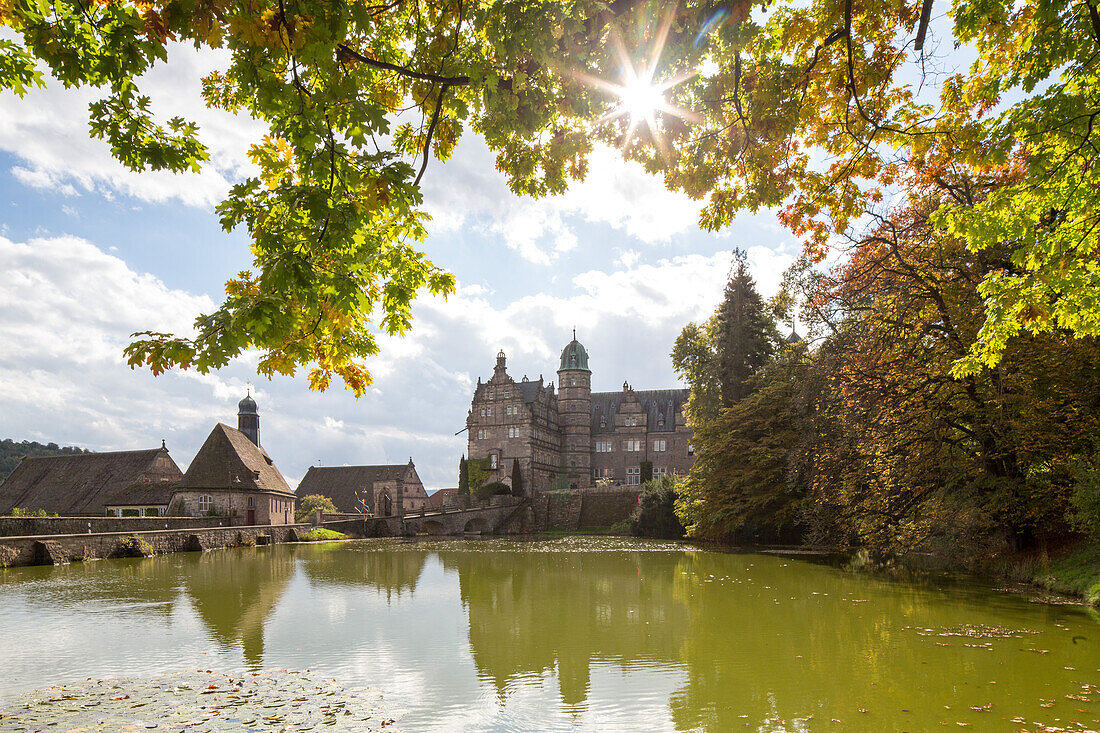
[238,386,259,446]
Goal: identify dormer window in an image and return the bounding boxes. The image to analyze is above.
[487,389,494,399]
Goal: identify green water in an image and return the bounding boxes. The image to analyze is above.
[0,537,1097,732]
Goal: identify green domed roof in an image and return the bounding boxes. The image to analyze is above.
[559,337,590,372]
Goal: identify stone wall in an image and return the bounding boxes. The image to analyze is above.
[544,492,584,530]
[0,524,310,567]
[537,489,641,531]
[577,490,640,529]
[0,516,226,538]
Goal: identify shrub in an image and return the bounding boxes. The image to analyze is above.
[630,476,685,539]
[9,507,54,517]
[475,481,511,501]
[296,494,338,523]
[609,518,633,535]
[116,535,154,558]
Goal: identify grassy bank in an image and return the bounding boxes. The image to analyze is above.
[995,540,1100,606]
[300,528,348,542]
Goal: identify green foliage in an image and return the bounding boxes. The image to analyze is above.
[458,455,470,496]
[475,481,511,501]
[467,457,492,491]
[301,527,347,542]
[116,535,154,558]
[639,461,653,485]
[631,476,684,540]
[1069,453,1100,538]
[2,0,1099,392]
[0,439,90,480]
[295,494,337,523]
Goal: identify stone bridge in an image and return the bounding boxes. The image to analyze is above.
[319,498,536,538]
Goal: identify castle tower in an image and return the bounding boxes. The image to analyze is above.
[557,332,592,489]
[238,389,259,446]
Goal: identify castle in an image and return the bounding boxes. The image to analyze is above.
[466,335,695,491]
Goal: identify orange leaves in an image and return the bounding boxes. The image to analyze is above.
[140,6,174,43]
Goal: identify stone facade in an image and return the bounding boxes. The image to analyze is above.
[296,461,430,517]
[170,490,295,526]
[466,336,695,491]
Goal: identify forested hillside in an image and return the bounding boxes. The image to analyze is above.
[0,440,90,480]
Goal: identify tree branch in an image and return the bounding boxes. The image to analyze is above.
[337,45,471,86]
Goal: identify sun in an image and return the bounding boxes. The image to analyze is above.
[618,66,667,123]
[572,9,700,155]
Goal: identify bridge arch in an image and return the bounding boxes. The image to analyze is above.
[419,519,445,535]
[463,517,490,534]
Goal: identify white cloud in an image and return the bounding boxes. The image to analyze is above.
[422,139,705,266]
[0,233,791,491]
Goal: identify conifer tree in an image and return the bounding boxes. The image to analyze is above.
[510,459,525,497]
[714,250,775,406]
[458,455,470,497]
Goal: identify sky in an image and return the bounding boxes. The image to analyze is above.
[0,42,802,491]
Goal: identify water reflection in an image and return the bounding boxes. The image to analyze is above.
[440,545,689,706]
[182,549,295,667]
[299,542,427,596]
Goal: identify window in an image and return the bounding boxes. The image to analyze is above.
[653,439,667,452]
[487,389,494,399]
[487,407,493,417]
[653,466,669,479]
[624,439,642,452]
[490,454,498,469]
[198,495,213,512]
[502,388,510,398]
[595,440,612,453]
[508,426,520,438]
[477,429,486,440]
[626,467,640,485]
[593,468,613,480]
[247,496,254,508]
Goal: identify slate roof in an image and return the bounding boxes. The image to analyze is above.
[518,378,545,404]
[429,488,459,507]
[0,448,182,515]
[474,377,548,406]
[296,463,420,513]
[176,424,293,496]
[590,389,689,434]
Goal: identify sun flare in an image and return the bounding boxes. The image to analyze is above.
[572,9,700,156]
[618,70,667,123]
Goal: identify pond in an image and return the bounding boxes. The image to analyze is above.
[0,537,1097,731]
